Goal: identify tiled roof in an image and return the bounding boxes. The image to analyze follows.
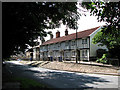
[42,26,100,45]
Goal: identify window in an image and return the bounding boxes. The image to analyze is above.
[48,46,49,50]
[65,41,69,46]
[72,40,75,46]
[45,46,47,50]
[82,38,87,44]
[85,50,87,56]
[85,39,87,44]
[48,45,51,50]
[82,50,87,57]
[43,46,45,50]
[54,44,56,48]
[82,50,84,56]
[58,43,61,47]
[65,51,69,58]
[72,51,76,56]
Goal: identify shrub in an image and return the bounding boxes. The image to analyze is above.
[96,54,108,64]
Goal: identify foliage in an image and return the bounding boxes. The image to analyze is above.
[92,26,120,49]
[3,2,80,58]
[81,1,120,63]
[82,2,119,27]
[96,54,108,64]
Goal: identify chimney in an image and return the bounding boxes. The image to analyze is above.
[65,29,68,36]
[56,31,60,38]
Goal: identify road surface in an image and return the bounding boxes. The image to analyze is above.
[4,61,119,89]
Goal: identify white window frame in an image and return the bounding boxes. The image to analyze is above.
[72,40,75,46]
[48,45,50,50]
[54,43,56,48]
[65,51,69,58]
[82,50,87,57]
[82,38,87,44]
[72,51,76,56]
[58,43,61,47]
[65,41,69,46]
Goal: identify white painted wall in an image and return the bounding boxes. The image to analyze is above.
[77,38,89,49]
[40,26,108,60]
[40,37,90,60]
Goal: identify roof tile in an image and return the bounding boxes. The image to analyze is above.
[42,26,100,45]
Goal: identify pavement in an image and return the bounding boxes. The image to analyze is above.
[2,61,120,89]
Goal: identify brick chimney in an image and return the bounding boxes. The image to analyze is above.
[56,31,60,38]
[65,29,68,36]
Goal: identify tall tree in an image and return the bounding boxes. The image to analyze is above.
[81,2,120,63]
[3,2,80,58]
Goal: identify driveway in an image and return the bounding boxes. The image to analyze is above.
[4,61,119,89]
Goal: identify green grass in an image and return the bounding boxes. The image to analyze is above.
[3,75,51,89]
[11,77,51,89]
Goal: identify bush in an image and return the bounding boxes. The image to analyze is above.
[96,54,108,64]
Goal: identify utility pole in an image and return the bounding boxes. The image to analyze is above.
[76,28,78,63]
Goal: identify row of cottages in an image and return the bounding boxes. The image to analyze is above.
[39,26,108,61]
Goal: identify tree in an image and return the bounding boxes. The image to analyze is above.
[92,26,120,58]
[3,2,80,58]
[81,2,120,64]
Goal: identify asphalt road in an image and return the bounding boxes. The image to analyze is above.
[4,61,119,89]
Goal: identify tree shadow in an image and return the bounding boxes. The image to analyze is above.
[6,62,116,89]
[25,67,111,88]
[28,62,37,66]
[27,61,50,67]
[39,72,110,88]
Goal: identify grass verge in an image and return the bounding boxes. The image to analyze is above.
[3,76,51,90]
[12,77,51,89]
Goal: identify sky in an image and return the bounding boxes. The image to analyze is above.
[30,4,106,49]
[33,5,106,47]
[44,11,106,41]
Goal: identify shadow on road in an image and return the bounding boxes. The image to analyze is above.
[4,61,114,89]
[23,65,110,88]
